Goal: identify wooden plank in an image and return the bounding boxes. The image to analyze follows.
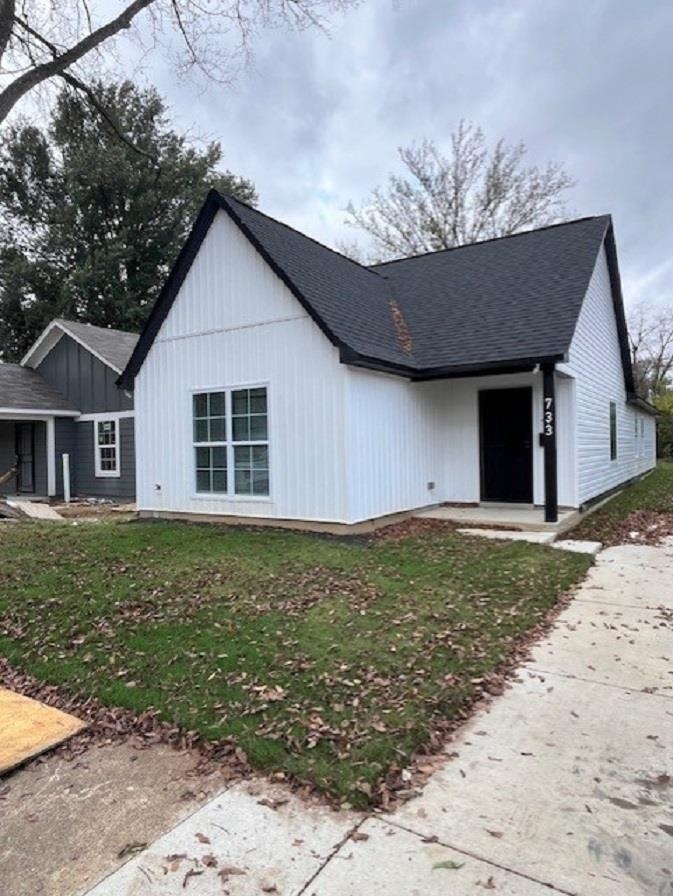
[0,687,86,774]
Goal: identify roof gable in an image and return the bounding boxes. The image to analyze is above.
[23,319,138,375]
[119,191,633,389]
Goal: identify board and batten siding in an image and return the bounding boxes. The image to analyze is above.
[345,369,576,521]
[566,245,656,505]
[73,418,136,499]
[134,210,350,523]
[36,333,133,414]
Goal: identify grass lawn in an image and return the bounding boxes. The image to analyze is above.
[572,461,673,546]
[0,520,590,806]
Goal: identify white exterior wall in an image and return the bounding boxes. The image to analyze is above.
[345,368,576,522]
[134,211,350,523]
[567,245,656,505]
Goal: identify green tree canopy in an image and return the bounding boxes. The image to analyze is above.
[0,79,257,360]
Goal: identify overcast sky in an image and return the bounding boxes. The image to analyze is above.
[139,0,672,306]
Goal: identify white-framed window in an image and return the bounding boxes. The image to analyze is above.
[193,386,269,497]
[94,417,120,477]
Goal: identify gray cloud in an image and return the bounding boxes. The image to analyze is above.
[145,0,673,306]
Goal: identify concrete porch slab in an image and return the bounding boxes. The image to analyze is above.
[415,504,578,533]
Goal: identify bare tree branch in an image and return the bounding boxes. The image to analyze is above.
[345,121,575,263]
[0,0,153,124]
[628,300,673,397]
[0,1,360,127]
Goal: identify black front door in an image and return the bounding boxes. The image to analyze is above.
[15,422,35,493]
[479,387,533,503]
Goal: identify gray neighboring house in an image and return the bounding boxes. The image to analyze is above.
[0,319,138,501]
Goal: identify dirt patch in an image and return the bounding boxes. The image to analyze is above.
[52,501,136,521]
[0,741,223,896]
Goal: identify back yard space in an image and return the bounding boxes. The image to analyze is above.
[0,519,591,808]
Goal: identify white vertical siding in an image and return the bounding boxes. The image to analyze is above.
[567,245,656,505]
[135,210,350,522]
[344,368,576,522]
[344,370,446,522]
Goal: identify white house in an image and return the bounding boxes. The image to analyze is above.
[119,190,656,531]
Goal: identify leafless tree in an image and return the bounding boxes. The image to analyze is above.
[344,121,575,262]
[628,300,673,398]
[0,0,358,127]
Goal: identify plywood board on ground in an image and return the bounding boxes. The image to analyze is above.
[0,687,86,774]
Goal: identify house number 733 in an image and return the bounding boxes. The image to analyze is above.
[544,396,554,437]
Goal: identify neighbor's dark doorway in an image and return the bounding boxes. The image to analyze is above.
[479,387,533,503]
[15,422,35,494]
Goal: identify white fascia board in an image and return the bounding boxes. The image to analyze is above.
[77,410,135,421]
[0,407,80,417]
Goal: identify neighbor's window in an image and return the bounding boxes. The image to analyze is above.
[193,387,269,497]
[609,401,617,461]
[94,418,120,477]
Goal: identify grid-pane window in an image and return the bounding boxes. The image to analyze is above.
[609,401,617,461]
[193,392,227,493]
[231,388,269,496]
[94,419,119,477]
[192,387,269,497]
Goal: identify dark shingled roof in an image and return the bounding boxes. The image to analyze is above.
[370,215,612,371]
[56,319,139,373]
[0,363,78,412]
[120,191,633,391]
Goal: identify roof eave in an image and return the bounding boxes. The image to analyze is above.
[626,393,659,416]
[339,349,566,380]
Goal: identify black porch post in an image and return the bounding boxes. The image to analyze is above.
[542,363,558,523]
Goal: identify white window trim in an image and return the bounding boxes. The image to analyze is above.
[93,415,121,478]
[191,383,271,501]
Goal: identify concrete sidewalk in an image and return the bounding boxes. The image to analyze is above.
[84,543,673,896]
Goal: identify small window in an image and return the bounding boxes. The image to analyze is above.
[193,392,227,493]
[94,418,120,477]
[609,402,617,461]
[640,419,645,437]
[193,387,269,497]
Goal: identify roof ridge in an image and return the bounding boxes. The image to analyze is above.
[56,318,138,337]
[369,214,612,268]
[217,192,387,283]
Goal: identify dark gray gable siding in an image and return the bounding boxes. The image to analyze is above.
[74,417,135,499]
[37,334,134,414]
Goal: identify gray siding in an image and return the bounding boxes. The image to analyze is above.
[0,420,48,496]
[74,417,135,499]
[54,417,77,497]
[37,334,133,414]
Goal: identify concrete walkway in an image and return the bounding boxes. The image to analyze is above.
[84,543,673,896]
